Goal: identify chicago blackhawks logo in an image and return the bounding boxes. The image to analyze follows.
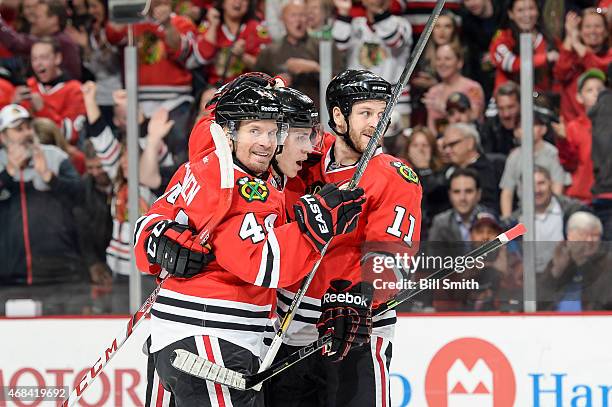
[391,161,419,184]
[238,177,269,203]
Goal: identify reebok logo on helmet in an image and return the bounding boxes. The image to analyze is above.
[261,105,279,112]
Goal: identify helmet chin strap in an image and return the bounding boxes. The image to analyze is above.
[338,115,361,155]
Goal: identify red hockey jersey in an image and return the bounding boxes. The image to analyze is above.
[280,134,423,345]
[20,77,86,145]
[133,121,320,356]
[192,19,271,86]
[490,29,552,92]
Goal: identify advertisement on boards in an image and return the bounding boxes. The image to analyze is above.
[1,315,612,406]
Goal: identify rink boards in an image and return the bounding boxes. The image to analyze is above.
[1,313,611,406]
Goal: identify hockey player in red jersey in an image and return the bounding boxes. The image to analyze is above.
[267,70,423,407]
[268,86,322,192]
[134,81,366,407]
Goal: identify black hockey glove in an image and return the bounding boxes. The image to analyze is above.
[145,220,215,278]
[316,280,373,362]
[293,183,365,252]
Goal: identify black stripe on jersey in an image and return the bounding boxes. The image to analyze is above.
[133,217,148,245]
[95,136,116,155]
[156,296,270,319]
[277,291,320,312]
[276,307,319,325]
[382,28,399,41]
[261,242,274,287]
[151,309,267,332]
[373,316,397,328]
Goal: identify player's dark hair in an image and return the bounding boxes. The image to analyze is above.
[449,167,481,190]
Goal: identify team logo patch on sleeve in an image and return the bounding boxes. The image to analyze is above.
[238,176,269,202]
[391,161,419,184]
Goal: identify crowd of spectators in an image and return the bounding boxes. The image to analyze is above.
[1,0,612,314]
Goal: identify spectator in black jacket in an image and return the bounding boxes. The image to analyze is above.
[480,81,521,156]
[0,104,88,314]
[74,140,113,288]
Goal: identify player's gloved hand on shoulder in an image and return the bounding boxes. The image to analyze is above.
[293,183,365,252]
[145,220,215,278]
[316,279,374,362]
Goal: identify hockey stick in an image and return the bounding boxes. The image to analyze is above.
[170,223,526,391]
[254,0,448,387]
[61,124,234,407]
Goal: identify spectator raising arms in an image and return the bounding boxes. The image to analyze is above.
[332,0,413,120]
[423,44,484,134]
[192,0,271,87]
[490,0,558,93]
[65,0,122,125]
[554,7,612,122]
[106,0,196,120]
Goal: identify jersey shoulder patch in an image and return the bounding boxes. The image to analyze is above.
[389,160,420,185]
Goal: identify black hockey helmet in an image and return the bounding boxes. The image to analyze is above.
[215,84,288,144]
[325,69,392,134]
[274,87,319,128]
[207,72,277,109]
[273,87,323,153]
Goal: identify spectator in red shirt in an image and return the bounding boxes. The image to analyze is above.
[19,38,86,145]
[191,0,271,86]
[489,0,558,93]
[556,69,606,204]
[554,8,612,123]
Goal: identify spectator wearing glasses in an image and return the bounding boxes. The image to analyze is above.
[442,122,501,211]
